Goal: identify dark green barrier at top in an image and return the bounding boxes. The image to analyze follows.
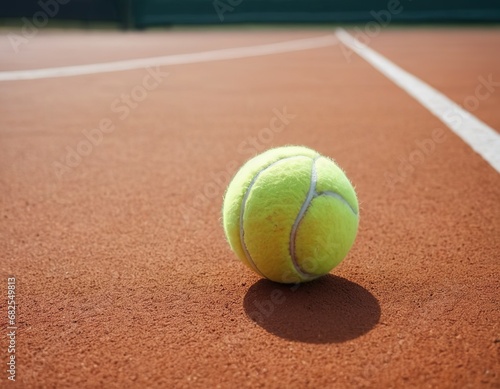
[131,0,500,27]
[1,0,499,29]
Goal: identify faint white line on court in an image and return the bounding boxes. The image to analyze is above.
[335,28,500,174]
[0,35,337,82]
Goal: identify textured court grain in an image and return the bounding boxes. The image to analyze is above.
[0,28,499,388]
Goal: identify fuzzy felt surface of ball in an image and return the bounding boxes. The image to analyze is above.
[222,146,359,283]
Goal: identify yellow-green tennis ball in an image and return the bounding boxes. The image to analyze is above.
[222,145,359,284]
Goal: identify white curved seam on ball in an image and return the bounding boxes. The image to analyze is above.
[317,191,358,216]
[289,156,320,281]
[239,155,315,278]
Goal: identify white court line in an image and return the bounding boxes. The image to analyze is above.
[0,35,337,82]
[335,28,500,174]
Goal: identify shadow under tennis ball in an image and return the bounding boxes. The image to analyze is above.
[243,274,380,344]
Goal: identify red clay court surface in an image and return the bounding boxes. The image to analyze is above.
[0,27,499,388]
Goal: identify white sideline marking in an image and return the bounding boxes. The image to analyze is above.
[0,35,337,82]
[335,28,500,174]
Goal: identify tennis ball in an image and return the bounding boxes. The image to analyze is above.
[222,145,359,284]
